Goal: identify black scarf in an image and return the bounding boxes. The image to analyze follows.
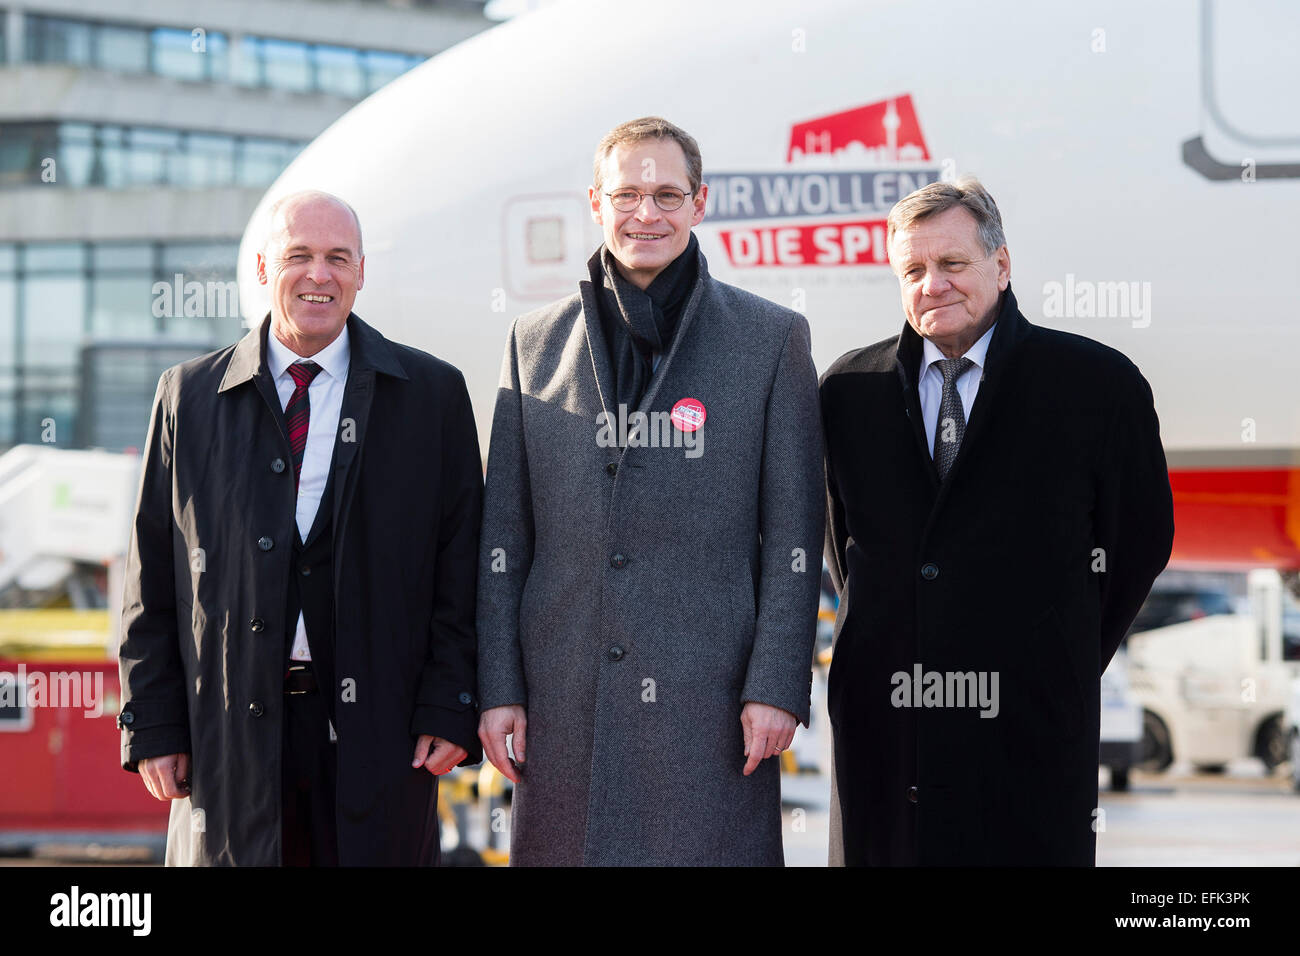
[588,233,700,411]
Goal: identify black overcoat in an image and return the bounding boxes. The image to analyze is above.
[117,313,483,865]
[820,287,1173,865]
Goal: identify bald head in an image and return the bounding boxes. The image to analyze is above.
[256,188,366,358]
[265,190,364,259]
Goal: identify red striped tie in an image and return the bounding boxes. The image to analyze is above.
[285,361,322,493]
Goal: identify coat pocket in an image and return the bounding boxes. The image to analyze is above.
[661,551,756,692]
[729,553,757,633]
[516,565,550,652]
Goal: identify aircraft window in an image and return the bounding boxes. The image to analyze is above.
[526,217,565,265]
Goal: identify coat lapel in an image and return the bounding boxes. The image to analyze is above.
[920,287,1032,522]
[217,317,293,457]
[893,322,940,494]
[216,313,409,545]
[948,287,1029,472]
[577,244,712,422]
[635,247,710,416]
[329,313,409,540]
[577,278,618,423]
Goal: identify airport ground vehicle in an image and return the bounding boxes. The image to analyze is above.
[0,611,167,859]
[0,446,158,856]
[1127,589,1237,636]
[1286,679,1300,791]
[1100,651,1142,791]
[1128,571,1297,775]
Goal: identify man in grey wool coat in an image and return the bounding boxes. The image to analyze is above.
[476,117,825,865]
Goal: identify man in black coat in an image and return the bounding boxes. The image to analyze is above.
[820,178,1174,865]
[117,190,482,865]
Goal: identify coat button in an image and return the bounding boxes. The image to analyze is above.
[258,536,274,551]
[610,553,627,569]
[908,786,918,804]
[250,617,265,632]
[271,457,286,474]
[605,462,617,477]
[249,701,264,718]
[920,562,939,580]
[457,692,473,705]
[118,710,134,728]
[608,645,625,661]
[300,565,311,576]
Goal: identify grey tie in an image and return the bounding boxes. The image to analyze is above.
[933,357,973,480]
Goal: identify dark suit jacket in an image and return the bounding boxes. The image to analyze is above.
[118,312,483,865]
[820,286,1173,865]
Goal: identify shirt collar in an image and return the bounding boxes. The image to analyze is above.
[266,322,351,384]
[919,320,997,381]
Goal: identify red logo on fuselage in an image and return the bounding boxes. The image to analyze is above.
[787,94,930,164]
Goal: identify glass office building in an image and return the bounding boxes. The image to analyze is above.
[0,0,491,450]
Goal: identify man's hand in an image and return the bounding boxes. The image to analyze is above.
[741,702,797,776]
[412,735,468,775]
[138,753,191,800]
[477,705,527,784]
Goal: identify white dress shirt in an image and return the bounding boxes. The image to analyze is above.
[266,325,351,662]
[918,322,996,459]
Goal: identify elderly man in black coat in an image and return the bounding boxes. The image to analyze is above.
[117,190,482,865]
[821,177,1174,866]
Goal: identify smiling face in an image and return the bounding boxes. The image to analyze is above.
[256,193,364,357]
[889,205,1010,359]
[588,139,707,291]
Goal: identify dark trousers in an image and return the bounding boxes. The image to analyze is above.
[281,687,339,867]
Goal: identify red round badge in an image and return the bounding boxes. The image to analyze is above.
[670,398,707,432]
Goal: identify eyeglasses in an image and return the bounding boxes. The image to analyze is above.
[604,187,692,212]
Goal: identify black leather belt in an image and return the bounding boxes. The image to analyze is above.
[284,663,319,695]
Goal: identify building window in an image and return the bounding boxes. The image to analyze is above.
[25,16,94,67]
[363,49,419,93]
[58,123,97,185]
[0,122,305,189]
[261,38,312,92]
[22,15,427,97]
[152,27,209,81]
[0,240,243,451]
[182,133,238,188]
[96,23,150,73]
[314,45,365,98]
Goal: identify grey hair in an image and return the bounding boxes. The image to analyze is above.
[887,176,1006,256]
[264,189,364,258]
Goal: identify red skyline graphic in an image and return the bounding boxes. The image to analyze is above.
[787,94,930,164]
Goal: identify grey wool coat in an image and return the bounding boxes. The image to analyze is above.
[477,246,825,866]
